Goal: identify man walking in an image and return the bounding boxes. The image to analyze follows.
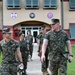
[25,30,33,61]
[38,26,49,75]
[41,19,73,75]
[0,28,23,75]
[19,32,29,75]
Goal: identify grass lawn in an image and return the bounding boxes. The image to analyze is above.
[0,46,75,75]
[0,53,2,64]
[67,46,75,75]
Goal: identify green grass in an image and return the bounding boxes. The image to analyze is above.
[67,46,75,75]
[0,46,75,75]
[0,53,2,75]
[0,53,2,64]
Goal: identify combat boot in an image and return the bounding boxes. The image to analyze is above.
[43,70,49,75]
[43,71,47,75]
[46,70,49,75]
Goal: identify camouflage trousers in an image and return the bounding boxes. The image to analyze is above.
[1,63,17,75]
[41,51,49,72]
[30,46,33,58]
[49,56,67,75]
[22,55,28,70]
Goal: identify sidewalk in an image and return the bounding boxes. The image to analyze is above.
[27,43,42,75]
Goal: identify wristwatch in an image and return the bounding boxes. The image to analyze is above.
[69,55,73,57]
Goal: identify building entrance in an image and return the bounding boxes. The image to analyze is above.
[21,26,41,37]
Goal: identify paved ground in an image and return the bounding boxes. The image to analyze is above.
[26,43,42,75]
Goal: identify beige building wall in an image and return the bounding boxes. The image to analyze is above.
[3,0,61,26]
[64,2,75,29]
[0,2,2,29]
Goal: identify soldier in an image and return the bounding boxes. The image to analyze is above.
[25,30,33,61]
[41,19,73,75]
[19,32,29,75]
[36,31,42,56]
[0,28,23,75]
[38,26,49,75]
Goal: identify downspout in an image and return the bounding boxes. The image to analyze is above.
[61,0,64,30]
[2,0,4,38]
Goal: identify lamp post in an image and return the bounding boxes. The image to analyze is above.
[61,0,64,30]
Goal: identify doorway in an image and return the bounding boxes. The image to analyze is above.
[21,26,41,37]
[33,30,38,43]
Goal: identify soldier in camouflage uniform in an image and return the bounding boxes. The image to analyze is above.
[37,31,42,57]
[19,32,29,74]
[38,26,49,75]
[25,30,33,61]
[41,19,73,75]
[0,28,23,75]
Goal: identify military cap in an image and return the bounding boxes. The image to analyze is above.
[39,31,42,34]
[41,26,46,30]
[3,28,12,34]
[19,32,24,36]
[51,19,60,25]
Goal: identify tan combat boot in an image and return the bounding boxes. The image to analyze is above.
[43,70,49,75]
[46,70,49,75]
[43,71,48,75]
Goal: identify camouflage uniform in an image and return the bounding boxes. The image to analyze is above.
[44,30,70,75]
[25,35,33,58]
[0,39,20,75]
[37,32,43,55]
[19,40,28,71]
[39,33,49,73]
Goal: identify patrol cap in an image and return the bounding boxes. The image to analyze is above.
[41,26,46,30]
[3,28,12,34]
[39,30,42,34]
[51,19,60,25]
[19,32,24,36]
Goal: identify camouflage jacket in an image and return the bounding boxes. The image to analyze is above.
[25,35,33,46]
[45,30,70,60]
[38,34,45,53]
[39,34,45,45]
[18,40,28,57]
[0,39,20,64]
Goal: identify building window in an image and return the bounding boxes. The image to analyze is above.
[7,0,21,9]
[69,24,75,39]
[25,0,39,9]
[69,0,75,10]
[44,0,57,9]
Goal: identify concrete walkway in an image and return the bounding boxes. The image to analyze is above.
[27,43,42,75]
